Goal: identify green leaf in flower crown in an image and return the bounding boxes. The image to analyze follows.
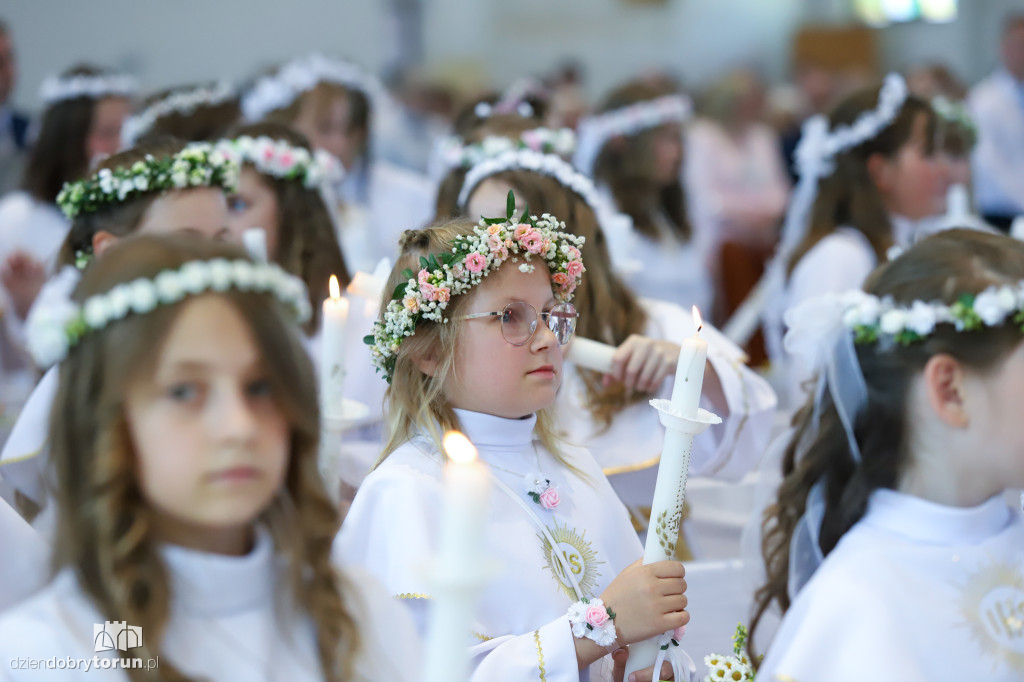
[401,268,414,280]
[363,334,375,345]
[391,283,408,301]
[519,204,531,225]
[506,190,515,220]
[483,217,506,225]
[419,256,429,270]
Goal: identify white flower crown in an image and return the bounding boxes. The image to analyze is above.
[39,72,138,105]
[122,82,236,147]
[56,143,239,220]
[438,127,576,173]
[241,54,388,123]
[366,192,585,381]
[457,148,604,217]
[217,135,343,189]
[26,258,311,369]
[574,93,692,175]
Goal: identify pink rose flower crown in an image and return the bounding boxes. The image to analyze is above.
[365,190,586,382]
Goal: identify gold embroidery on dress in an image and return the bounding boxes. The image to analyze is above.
[533,629,547,682]
[958,559,1024,671]
[538,520,604,601]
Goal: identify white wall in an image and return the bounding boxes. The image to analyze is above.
[2,0,1016,112]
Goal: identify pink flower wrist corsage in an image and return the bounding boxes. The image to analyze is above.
[567,597,617,647]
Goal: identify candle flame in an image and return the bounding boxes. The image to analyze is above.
[329,275,341,300]
[443,431,478,464]
[692,305,703,333]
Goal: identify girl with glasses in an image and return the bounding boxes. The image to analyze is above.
[336,197,689,682]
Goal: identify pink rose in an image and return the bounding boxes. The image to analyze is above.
[514,224,532,240]
[418,268,430,284]
[566,246,581,260]
[435,286,451,303]
[488,234,504,252]
[279,151,294,168]
[522,231,544,254]
[551,272,570,287]
[565,260,584,279]
[585,605,609,628]
[673,625,686,641]
[522,130,541,150]
[465,253,487,273]
[538,487,560,510]
[419,281,436,300]
[487,224,502,235]
[262,147,275,162]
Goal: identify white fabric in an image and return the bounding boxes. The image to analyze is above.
[760,490,1024,681]
[337,160,435,273]
[0,365,57,508]
[0,529,419,681]
[968,70,1024,217]
[335,408,644,682]
[0,494,48,613]
[556,298,776,532]
[684,120,790,257]
[0,192,69,273]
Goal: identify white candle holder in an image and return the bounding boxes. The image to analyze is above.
[649,399,722,433]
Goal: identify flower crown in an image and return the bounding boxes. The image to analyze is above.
[26,258,311,368]
[457,148,605,219]
[56,143,240,220]
[39,72,137,105]
[122,82,236,146]
[217,135,343,189]
[241,54,387,123]
[437,127,576,173]
[932,96,978,147]
[365,191,586,381]
[574,93,692,175]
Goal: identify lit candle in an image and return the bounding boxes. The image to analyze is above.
[422,432,491,682]
[346,271,385,302]
[242,227,268,263]
[320,275,349,420]
[625,306,718,681]
[566,337,616,374]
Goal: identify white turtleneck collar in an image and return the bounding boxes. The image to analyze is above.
[452,408,537,452]
[160,526,277,618]
[863,488,1013,546]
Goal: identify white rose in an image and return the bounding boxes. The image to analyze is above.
[107,285,133,320]
[171,170,188,188]
[208,259,232,291]
[906,301,937,336]
[180,262,211,294]
[128,280,158,314]
[231,261,256,289]
[879,308,908,335]
[973,288,1007,326]
[132,174,149,192]
[83,296,112,329]
[154,271,185,303]
[28,324,69,368]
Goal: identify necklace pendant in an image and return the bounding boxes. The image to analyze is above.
[524,472,560,510]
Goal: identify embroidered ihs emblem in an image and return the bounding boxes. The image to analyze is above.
[958,559,1024,671]
[539,520,604,601]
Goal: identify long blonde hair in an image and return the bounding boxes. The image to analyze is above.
[378,220,578,472]
[49,234,360,682]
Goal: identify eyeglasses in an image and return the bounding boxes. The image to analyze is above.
[462,301,578,346]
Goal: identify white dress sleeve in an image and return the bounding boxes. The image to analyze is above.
[0,495,49,612]
[0,365,59,506]
[334,458,583,682]
[343,566,423,682]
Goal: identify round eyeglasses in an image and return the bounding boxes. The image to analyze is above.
[462,301,578,346]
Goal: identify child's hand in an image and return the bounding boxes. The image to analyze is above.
[600,559,688,646]
[0,251,47,320]
[611,648,676,682]
[605,335,680,394]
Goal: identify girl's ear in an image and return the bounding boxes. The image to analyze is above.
[866,151,895,195]
[922,353,969,428]
[92,230,119,258]
[412,344,440,378]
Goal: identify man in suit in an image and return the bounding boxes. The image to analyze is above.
[0,20,27,195]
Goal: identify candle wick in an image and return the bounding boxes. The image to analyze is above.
[697,325,703,333]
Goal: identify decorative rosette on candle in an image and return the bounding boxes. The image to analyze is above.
[524,473,560,510]
[567,597,618,647]
[364,190,586,381]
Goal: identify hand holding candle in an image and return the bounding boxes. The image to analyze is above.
[320,275,349,420]
[422,432,491,682]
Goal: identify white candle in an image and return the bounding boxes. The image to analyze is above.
[346,271,385,302]
[669,306,708,418]
[422,432,491,682]
[566,337,616,374]
[242,227,268,263]
[320,275,349,420]
[625,306,712,680]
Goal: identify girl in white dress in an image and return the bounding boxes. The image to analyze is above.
[435,131,776,547]
[576,81,710,316]
[241,54,435,273]
[751,228,1024,681]
[0,234,418,681]
[0,66,135,353]
[0,137,238,524]
[767,74,946,407]
[336,204,689,682]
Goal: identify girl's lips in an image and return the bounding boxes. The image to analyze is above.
[528,365,555,377]
[211,466,261,482]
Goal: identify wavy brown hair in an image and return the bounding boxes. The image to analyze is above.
[436,160,651,429]
[750,229,1024,663]
[592,80,692,243]
[786,82,937,275]
[57,135,188,267]
[228,122,350,333]
[49,234,360,682]
[261,81,371,160]
[379,220,582,476]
